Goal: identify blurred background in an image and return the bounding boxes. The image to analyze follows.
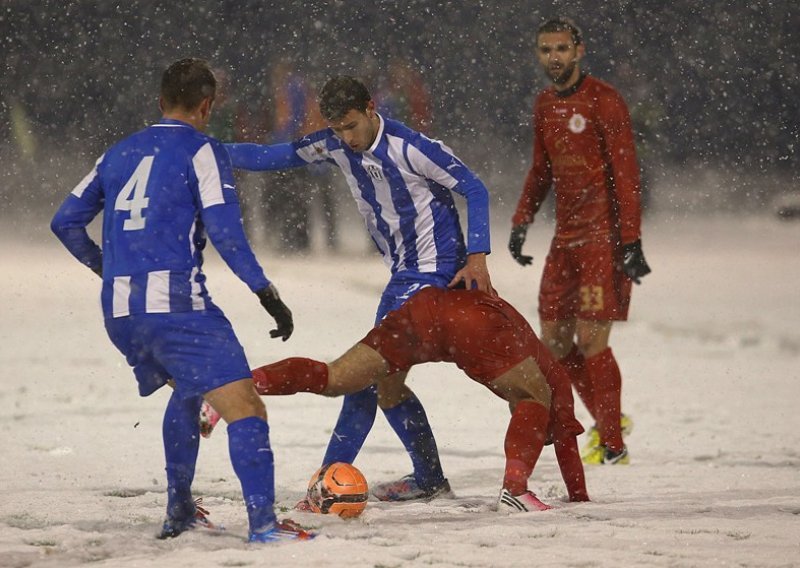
[2,0,799,247]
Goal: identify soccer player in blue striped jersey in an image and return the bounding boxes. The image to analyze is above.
[224,75,493,502]
[51,58,312,543]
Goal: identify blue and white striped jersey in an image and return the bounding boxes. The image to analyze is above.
[51,118,269,319]
[226,115,490,276]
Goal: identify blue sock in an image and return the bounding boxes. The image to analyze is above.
[163,392,203,520]
[322,385,378,465]
[383,394,445,490]
[228,416,276,533]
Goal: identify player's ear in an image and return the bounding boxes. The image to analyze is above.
[576,43,586,61]
[158,96,165,114]
[365,99,376,117]
[199,96,214,120]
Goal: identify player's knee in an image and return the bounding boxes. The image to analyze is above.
[523,383,551,409]
[575,322,612,357]
[542,333,572,358]
[208,379,267,423]
[226,392,267,423]
[509,389,550,412]
[575,336,606,358]
[503,380,551,410]
[376,381,412,409]
[574,328,593,352]
[246,395,267,420]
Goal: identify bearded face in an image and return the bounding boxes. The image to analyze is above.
[547,58,579,85]
[536,31,584,89]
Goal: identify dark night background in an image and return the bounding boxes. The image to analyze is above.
[2,0,798,226]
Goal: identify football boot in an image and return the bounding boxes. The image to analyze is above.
[497,489,552,513]
[372,473,454,502]
[581,414,633,462]
[157,499,223,539]
[248,519,316,543]
[583,444,630,465]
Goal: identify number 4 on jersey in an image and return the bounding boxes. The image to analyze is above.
[115,156,154,230]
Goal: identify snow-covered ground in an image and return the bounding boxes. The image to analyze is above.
[2,213,799,567]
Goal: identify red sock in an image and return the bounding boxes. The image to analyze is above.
[585,348,623,451]
[560,345,596,419]
[502,400,549,496]
[251,357,329,395]
[553,433,590,502]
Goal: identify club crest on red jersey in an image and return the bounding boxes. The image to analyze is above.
[568,113,587,133]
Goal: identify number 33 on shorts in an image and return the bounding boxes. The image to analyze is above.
[579,285,604,313]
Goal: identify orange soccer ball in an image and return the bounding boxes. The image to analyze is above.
[306,462,369,518]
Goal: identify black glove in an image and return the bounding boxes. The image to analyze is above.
[620,239,651,284]
[255,284,294,341]
[508,224,533,266]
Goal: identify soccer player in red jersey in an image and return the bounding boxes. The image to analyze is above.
[213,287,590,512]
[508,18,651,465]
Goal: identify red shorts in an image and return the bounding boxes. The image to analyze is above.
[539,239,632,321]
[361,287,584,438]
[362,288,538,384]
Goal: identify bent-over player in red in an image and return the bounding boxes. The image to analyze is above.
[205,287,590,512]
[508,18,651,465]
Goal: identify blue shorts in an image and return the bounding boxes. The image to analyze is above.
[375,271,453,324]
[105,310,251,398]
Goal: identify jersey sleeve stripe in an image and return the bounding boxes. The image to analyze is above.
[405,143,459,189]
[293,130,338,165]
[193,143,225,208]
[295,139,328,164]
[71,154,104,198]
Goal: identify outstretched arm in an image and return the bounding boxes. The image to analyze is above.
[225,142,307,171]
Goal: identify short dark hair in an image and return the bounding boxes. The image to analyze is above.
[319,75,371,122]
[160,58,216,111]
[537,17,583,46]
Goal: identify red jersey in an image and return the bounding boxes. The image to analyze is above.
[512,75,642,245]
